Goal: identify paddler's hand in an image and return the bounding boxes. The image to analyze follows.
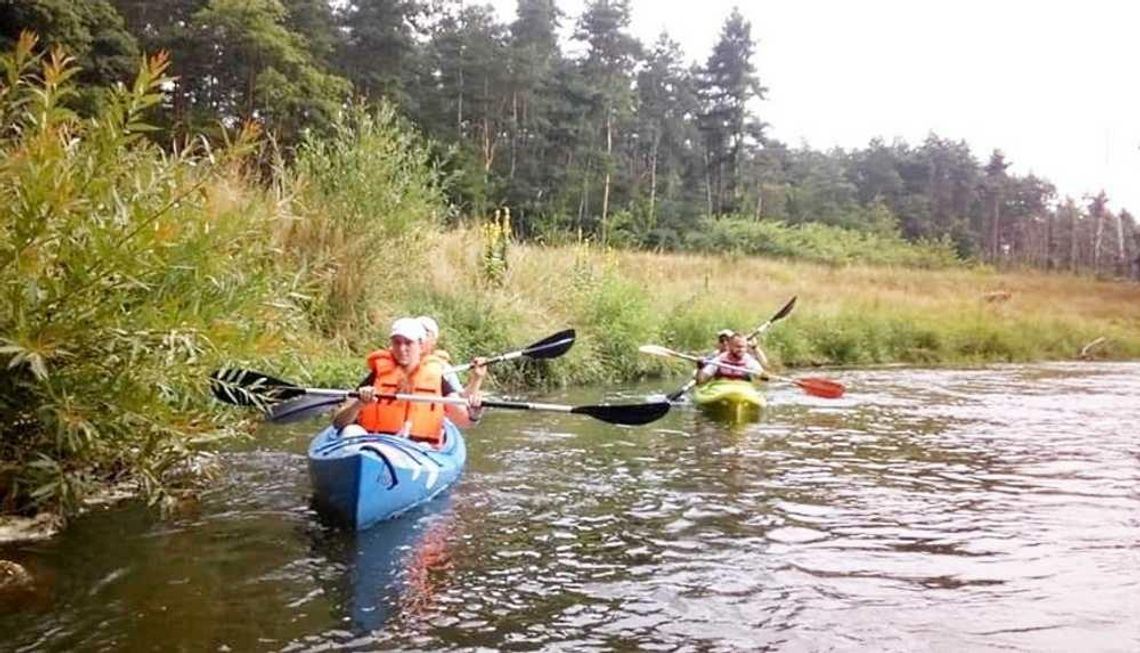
[462,357,488,416]
[466,390,484,422]
[356,386,377,403]
[468,356,488,382]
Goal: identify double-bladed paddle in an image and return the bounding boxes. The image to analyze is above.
[665,296,798,401]
[209,368,670,426]
[445,328,575,374]
[641,344,846,399]
[221,329,577,423]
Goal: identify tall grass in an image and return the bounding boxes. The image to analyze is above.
[0,36,310,515]
[410,228,1140,383]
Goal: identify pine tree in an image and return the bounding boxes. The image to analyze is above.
[574,0,640,243]
[338,0,424,105]
[636,33,699,231]
[698,7,764,215]
[983,149,1010,262]
[1,0,139,112]
[191,0,350,140]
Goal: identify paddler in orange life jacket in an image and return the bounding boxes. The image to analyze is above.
[417,315,464,391]
[696,332,766,384]
[332,317,487,446]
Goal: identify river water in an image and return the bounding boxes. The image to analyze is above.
[2,362,1138,651]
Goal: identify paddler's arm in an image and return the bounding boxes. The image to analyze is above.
[745,355,766,382]
[332,385,375,430]
[695,357,718,384]
[332,372,376,430]
[445,357,487,426]
[747,338,770,367]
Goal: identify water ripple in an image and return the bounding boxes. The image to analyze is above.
[3,362,1139,651]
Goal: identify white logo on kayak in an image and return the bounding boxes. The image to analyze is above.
[369,442,440,489]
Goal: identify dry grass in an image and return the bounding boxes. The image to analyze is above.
[421,229,1140,369]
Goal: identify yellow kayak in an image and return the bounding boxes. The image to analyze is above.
[691,379,766,422]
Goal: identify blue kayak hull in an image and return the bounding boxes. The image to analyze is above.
[307,421,466,530]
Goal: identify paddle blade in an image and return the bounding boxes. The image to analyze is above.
[266,394,344,423]
[209,368,303,407]
[571,401,671,426]
[795,377,845,399]
[638,344,681,359]
[523,328,576,360]
[771,295,797,322]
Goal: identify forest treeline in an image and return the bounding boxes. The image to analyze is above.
[3,0,1139,274]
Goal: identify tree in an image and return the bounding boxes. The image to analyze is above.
[0,0,139,112]
[110,0,210,133]
[338,0,424,106]
[636,33,699,230]
[191,0,350,141]
[418,2,510,214]
[982,149,1009,263]
[1117,209,1135,278]
[1004,174,1054,266]
[1088,191,1109,272]
[281,0,339,66]
[507,0,560,187]
[574,0,641,243]
[850,138,906,206]
[697,7,765,215]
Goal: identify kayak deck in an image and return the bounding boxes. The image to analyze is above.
[307,420,466,530]
[691,379,766,422]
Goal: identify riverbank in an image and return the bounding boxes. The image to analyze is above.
[6,225,1138,534]
[300,228,1140,390]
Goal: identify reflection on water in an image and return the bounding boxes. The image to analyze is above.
[2,362,1139,651]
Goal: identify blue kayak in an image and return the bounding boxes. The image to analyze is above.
[307,421,466,530]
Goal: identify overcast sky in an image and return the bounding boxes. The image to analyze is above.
[485,0,1140,213]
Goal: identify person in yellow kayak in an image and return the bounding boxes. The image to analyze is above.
[714,328,733,354]
[333,317,487,446]
[697,332,765,383]
[716,328,768,366]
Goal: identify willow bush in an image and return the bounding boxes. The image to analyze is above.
[0,35,305,516]
[283,102,446,343]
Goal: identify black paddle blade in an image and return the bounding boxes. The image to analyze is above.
[772,295,797,322]
[209,368,303,407]
[571,401,671,426]
[523,328,576,360]
[266,394,343,423]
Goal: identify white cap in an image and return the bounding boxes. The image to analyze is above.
[418,316,439,338]
[717,329,735,338]
[390,317,426,342]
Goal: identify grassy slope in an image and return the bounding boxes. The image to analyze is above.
[375,229,1140,388]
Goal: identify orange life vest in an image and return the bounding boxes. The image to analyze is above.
[357,350,447,443]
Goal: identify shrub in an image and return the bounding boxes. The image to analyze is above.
[0,36,304,515]
[282,101,445,341]
[683,215,963,269]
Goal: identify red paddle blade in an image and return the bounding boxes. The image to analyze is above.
[796,377,845,399]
